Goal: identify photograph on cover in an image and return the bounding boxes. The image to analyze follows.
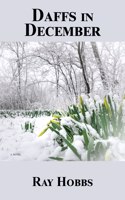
[0,41,125,161]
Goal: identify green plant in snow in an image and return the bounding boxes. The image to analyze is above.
[22,121,35,133]
[38,95,125,161]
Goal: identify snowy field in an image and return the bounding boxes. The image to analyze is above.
[0,113,125,161]
[0,116,57,161]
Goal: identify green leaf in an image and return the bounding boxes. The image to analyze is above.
[49,157,63,161]
[60,135,82,160]
[81,129,89,149]
[87,137,94,161]
[63,125,74,143]
[51,121,61,131]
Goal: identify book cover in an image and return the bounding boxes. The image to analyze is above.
[0,0,125,199]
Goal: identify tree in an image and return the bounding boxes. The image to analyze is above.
[91,42,108,90]
[77,42,90,94]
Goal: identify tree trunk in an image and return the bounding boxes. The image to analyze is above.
[78,42,90,94]
[91,42,108,90]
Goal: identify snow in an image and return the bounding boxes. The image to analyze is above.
[0,116,125,161]
[105,137,125,161]
[0,116,56,161]
[85,111,91,123]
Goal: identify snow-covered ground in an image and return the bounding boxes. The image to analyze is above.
[0,116,85,161]
[0,116,56,161]
[0,116,125,161]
